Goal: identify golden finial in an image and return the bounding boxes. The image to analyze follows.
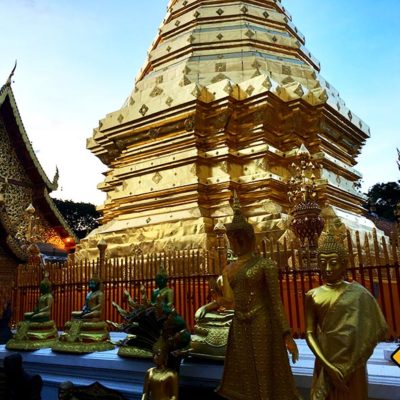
[225,190,254,235]
[5,60,17,86]
[40,270,52,291]
[157,263,168,280]
[287,143,321,204]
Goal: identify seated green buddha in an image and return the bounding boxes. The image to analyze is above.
[52,277,114,353]
[7,276,58,350]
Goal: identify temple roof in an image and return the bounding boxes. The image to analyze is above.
[0,77,76,261]
[0,83,59,192]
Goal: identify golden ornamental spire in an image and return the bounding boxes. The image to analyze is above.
[5,60,17,87]
[287,144,321,205]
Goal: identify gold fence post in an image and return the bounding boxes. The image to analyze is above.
[214,220,227,274]
[97,239,108,281]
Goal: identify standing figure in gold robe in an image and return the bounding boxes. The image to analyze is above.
[217,195,300,400]
[141,345,179,400]
[305,234,388,400]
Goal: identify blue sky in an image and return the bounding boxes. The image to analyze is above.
[0,0,399,205]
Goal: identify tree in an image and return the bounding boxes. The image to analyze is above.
[365,181,400,221]
[54,199,100,239]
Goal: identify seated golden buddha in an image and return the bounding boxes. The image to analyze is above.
[190,276,234,360]
[52,277,114,353]
[7,276,58,350]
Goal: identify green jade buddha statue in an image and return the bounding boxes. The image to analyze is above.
[110,267,190,366]
[52,276,114,353]
[7,276,58,350]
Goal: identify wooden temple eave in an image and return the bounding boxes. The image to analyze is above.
[0,207,27,262]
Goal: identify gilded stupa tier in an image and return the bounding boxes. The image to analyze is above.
[80,0,375,259]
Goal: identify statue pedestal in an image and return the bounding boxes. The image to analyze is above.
[0,335,398,400]
[51,320,114,353]
[6,320,58,351]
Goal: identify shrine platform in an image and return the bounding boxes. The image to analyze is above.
[0,334,399,400]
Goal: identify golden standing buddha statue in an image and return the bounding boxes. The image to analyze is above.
[305,235,388,400]
[7,276,58,350]
[215,195,300,400]
[52,276,114,353]
[141,344,179,400]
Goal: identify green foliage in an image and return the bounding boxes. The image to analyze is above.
[366,181,400,221]
[54,199,100,239]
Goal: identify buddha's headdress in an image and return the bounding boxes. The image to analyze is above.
[318,233,348,267]
[152,339,169,359]
[156,264,169,280]
[89,272,102,290]
[40,272,52,292]
[225,191,254,236]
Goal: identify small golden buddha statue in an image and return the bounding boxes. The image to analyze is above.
[305,234,388,400]
[141,344,179,400]
[52,276,114,353]
[7,276,58,350]
[212,193,300,400]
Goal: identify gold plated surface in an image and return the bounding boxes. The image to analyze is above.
[79,0,377,259]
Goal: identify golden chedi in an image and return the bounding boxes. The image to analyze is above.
[52,276,114,353]
[305,234,388,400]
[78,0,380,260]
[7,275,58,350]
